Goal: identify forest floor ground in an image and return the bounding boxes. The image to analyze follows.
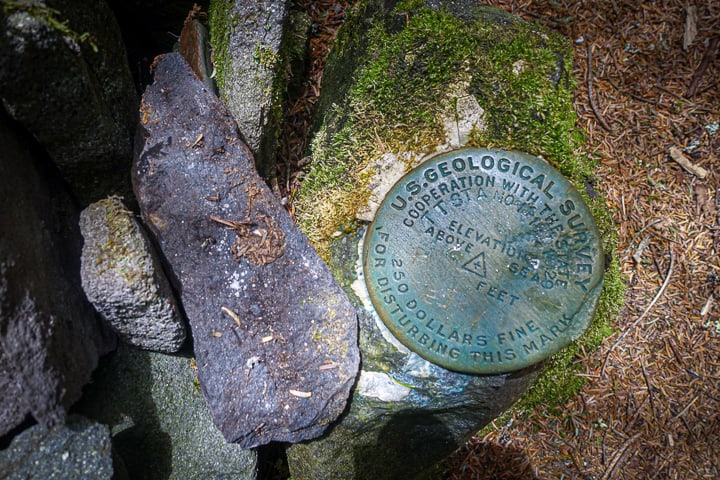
[281,1,719,478]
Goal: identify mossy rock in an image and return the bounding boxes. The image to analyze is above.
[298,2,598,248]
[0,0,137,203]
[208,0,311,179]
[289,1,625,477]
[298,0,623,396]
[79,196,186,353]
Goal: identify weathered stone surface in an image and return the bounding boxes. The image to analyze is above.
[0,0,137,202]
[80,196,186,353]
[0,111,114,438]
[286,230,539,480]
[209,0,311,178]
[74,345,257,480]
[132,53,359,448]
[208,0,286,154]
[0,415,117,480]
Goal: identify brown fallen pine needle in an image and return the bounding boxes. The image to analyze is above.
[600,433,642,480]
[289,389,312,398]
[221,306,242,328]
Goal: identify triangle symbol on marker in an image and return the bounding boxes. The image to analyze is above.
[462,252,487,278]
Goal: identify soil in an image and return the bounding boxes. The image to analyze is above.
[443,1,720,478]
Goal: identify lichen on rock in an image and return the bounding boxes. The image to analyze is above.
[208,0,311,180]
[80,196,186,353]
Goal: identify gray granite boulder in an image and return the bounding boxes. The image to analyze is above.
[0,0,136,202]
[0,111,114,438]
[80,196,186,353]
[208,0,310,178]
[0,415,118,480]
[74,345,257,480]
[132,53,359,449]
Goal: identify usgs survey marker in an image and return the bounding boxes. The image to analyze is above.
[363,148,604,374]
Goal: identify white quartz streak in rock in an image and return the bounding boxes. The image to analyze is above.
[357,371,411,402]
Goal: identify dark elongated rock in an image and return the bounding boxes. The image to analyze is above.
[132,53,359,448]
[0,111,114,438]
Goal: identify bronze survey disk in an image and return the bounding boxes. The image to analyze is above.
[363,148,604,374]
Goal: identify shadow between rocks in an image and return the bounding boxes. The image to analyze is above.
[256,442,291,480]
[0,415,36,451]
[354,411,456,480]
[106,0,210,92]
[72,347,173,480]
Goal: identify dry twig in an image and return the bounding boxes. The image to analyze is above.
[668,146,708,179]
[602,249,675,377]
[640,359,657,420]
[686,37,720,98]
[683,6,697,51]
[600,433,642,480]
[586,42,614,132]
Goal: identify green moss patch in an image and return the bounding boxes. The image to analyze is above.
[208,0,234,94]
[297,3,601,257]
[2,1,99,52]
